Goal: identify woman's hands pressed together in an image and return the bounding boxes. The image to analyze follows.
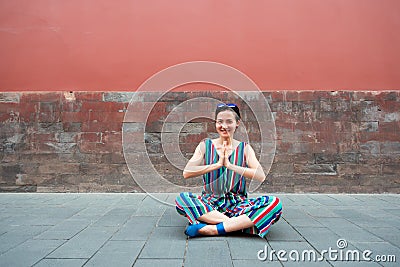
[215,141,232,168]
[183,138,266,182]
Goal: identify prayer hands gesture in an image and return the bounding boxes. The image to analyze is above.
[216,141,232,168]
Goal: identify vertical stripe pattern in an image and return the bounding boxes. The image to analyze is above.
[175,138,283,238]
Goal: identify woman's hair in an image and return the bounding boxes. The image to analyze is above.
[215,104,241,121]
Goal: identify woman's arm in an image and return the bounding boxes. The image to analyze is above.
[225,144,266,182]
[183,141,223,179]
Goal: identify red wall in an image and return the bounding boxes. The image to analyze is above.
[1,0,400,91]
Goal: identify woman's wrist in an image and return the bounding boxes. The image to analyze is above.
[213,162,223,169]
[227,163,246,176]
[224,161,232,169]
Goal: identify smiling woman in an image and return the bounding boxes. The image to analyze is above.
[175,103,282,238]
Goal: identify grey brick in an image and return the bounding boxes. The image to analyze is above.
[139,227,186,259]
[133,259,183,267]
[363,227,400,249]
[285,195,323,207]
[0,239,65,267]
[47,226,118,258]
[232,259,281,267]
[266,219,305,242]
[351,241,399,267]
[103,92,135,103]
[294,226,341,251]
[34,219,91,240]
[185,240,233,267]
[111,216,158,241]
[34,259,88,267]
[307,195,343,206]
[315,218,384,243]
[227,236,268,260]
[157,207,188,227]
[0,226,51,253]
[133,194,169,216]
[85,240,145,267]
[267,241,331,266]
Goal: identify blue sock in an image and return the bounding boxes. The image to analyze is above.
[216,222,226,235]
[185,223,207,237]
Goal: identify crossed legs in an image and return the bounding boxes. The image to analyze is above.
[175,192,282,237]
[197,210,254,235]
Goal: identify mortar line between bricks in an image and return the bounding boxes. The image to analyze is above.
[0,223,56,256]
[79,195,141,266]
[130,229,155,266]
[375,195,400,205]
[225,238,234,266]
[30,239,70,266]
[0,236,29,256]
[338,216,400,250]
[130,195,164,266]
[279,217,335,267]
[266,239,284,267]
[182,237,189,267]
[81,225,124,267]
[33,195,127,266]
[309,194,341,204]
[345,242,387,267]
[0,203,86,256]
[29,198,96,266]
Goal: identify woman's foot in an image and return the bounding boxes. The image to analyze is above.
[197,224,218,235]
[197,222,227,236]
[185,223,208,237]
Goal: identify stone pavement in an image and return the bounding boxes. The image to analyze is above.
[0,193,399,267]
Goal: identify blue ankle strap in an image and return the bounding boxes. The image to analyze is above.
[216,222,226,235]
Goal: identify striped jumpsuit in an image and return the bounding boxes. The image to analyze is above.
[175,138,282,238]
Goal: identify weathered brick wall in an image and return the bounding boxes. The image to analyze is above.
[0,91,399,193]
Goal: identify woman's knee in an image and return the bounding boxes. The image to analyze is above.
[175,192,191,204]
[255,195,282,210]
[176,192,199,210]
[273,196,282,210]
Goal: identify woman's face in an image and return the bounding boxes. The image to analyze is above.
[215,110,239,138]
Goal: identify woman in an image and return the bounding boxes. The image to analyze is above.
[175,103,282,238]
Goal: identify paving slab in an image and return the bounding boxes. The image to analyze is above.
[265,219,306,242]
[305,206,340,218]
[327,194,364,206]
[351,242,400,267]
[284,216,324,227]
[293,226,341,251]
[132,194,168,216]
[34,219,91,240]
[331,261,381,266]
[91,207,133,227]
[34,258,88,267]
[185,240,233,267]
[84,240,145,267]
[157,207,188,227]
[47,226,118,259]
[0,239,65,267]
[133,259,184,267]
[284,194,323,207]
[315,217,385,243]
[266,240,332,266]
[0,225,51,254]
[232,259,282,266]
[307,194,343,206]
[138,226,186,259]
[279,206,308,219]
[226,235,269,260]
[111,216,158,241]
[363,227,400,248]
